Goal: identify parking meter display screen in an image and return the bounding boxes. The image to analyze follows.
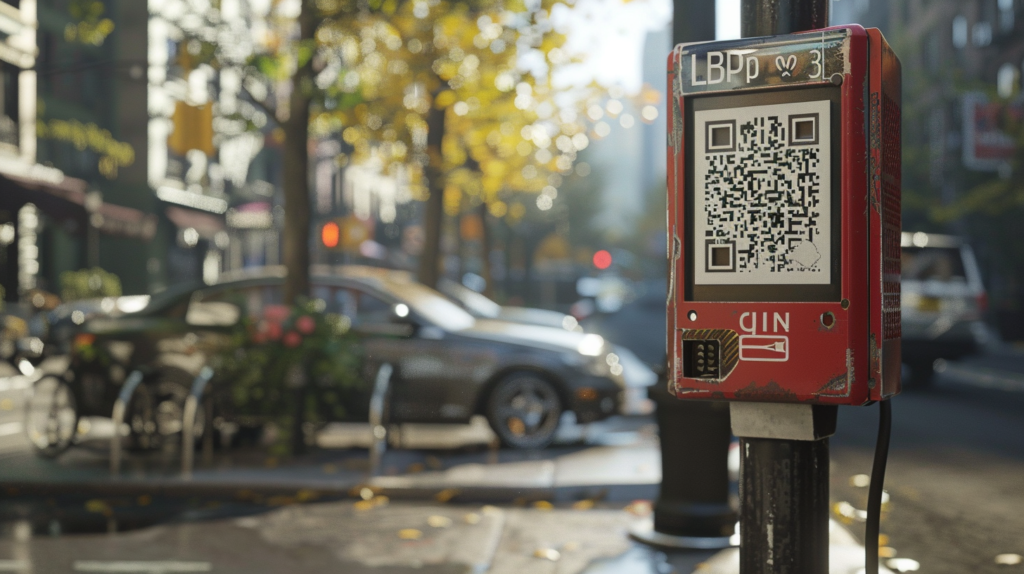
[694,100,831,286]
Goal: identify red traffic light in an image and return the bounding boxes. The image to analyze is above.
[321,221,340,248]
[593,249,612,270]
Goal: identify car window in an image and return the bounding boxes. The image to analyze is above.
[185,301,241,327]
[902,247,966,282]
[137,281,201,319]
[438,279,502,318]
[328,287,393,326]
[199,284,283,320]
[377,277,475,331]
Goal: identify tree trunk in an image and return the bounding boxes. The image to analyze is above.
[479,201,493,299]
[417,95,446,289]
[281,1,316,305]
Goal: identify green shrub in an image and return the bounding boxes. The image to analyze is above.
[60,268,122,301]
[210,298,366,455]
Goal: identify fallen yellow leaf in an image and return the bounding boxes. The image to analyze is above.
[427,515,453,528]
[533,548,560,561]
[398,529,423,540]
[996,554,1023,566]
[435,488,459,503]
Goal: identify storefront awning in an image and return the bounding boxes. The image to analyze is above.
[0,166,158,240]
[0,168,88,223]
[165,205,225,239]
[96,202,158,240]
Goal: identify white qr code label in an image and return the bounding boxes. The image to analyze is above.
[694,100,831,286]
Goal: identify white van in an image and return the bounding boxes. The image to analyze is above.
[901,232,988,387]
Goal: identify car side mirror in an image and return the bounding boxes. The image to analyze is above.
[185,301,241,327]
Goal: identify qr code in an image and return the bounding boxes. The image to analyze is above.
[694,101,831,286]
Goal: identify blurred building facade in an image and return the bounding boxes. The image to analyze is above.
[31,0,157,297]
[834,0,1024,338]
[148,2,422,290]
[0,0,153,302]
[834,0,1024,219]
[148,0,273,289]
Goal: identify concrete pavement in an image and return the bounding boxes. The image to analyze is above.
[0,495,891,574]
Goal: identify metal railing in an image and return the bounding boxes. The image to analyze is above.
[181,366,215,479]
[111,363,393,478]
[109,370,144,476]
[368,363,392,476]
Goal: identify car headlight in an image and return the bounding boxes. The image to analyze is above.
[577,334,605,357]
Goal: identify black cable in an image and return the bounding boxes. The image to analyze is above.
[865,399,892,574]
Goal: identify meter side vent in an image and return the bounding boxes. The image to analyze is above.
[881,93,902,340]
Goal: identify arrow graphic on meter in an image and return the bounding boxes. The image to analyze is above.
[739,335,790,362]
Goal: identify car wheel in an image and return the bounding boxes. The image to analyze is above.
[24,375,78,458]
[486,373,563,449]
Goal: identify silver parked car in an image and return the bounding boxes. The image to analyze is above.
[901,232,989,387]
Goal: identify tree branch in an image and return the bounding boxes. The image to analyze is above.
[240,81,279,124]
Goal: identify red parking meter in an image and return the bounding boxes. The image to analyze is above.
[667,25,901,405]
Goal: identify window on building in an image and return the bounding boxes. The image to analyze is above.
[999,0,1016,32]
[973,22,994,46]
[0,63,18,149]
[998,63,1018,98]
[953,15,969,49]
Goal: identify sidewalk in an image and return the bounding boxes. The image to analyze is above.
[0,415,661,504]
[0,496,889,574]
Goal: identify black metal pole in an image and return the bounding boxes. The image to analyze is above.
[739,437,830,573]
[735,6,832,573]
[653,387,736,539]
[740,0,828,37]
[630,0,739,549]
[674,0,716,48]
[733,403,837,574]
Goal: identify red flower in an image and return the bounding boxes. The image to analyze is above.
[265,322,283,341]
[264,305,291,323]
[296,315,316,335]
[283,331,302,348]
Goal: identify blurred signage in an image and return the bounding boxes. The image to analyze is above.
[226,202,273,229]
[460,214,484,241]
[341,215,374,251]
[322,215,375,252]
[962,92,1022,171]
[402,224,424,256]
[157,186,228,214]
[96,203,158,240]
[321,221,340,248]
[168,101,215,157]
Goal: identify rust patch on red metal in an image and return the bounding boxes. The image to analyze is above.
[733,380,800,402]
